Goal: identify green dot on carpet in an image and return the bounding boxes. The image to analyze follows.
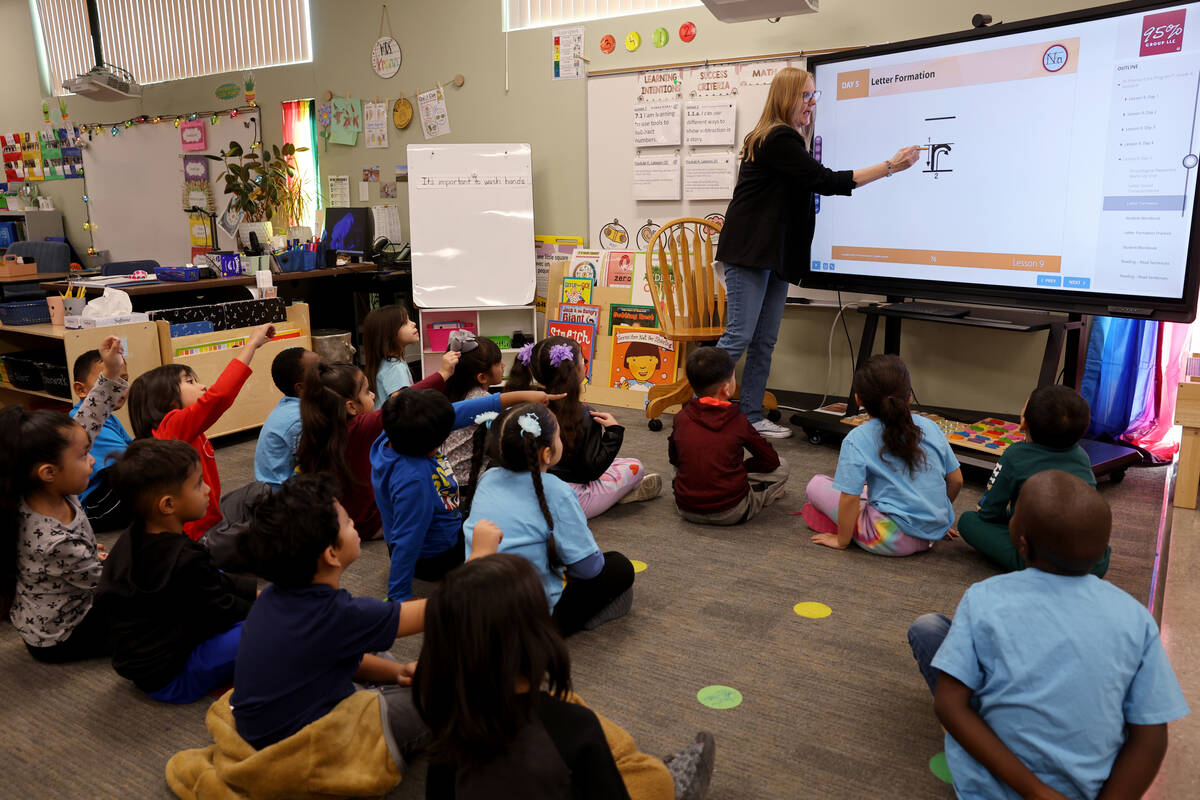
[929,752,952,784]
[697,685,743,709]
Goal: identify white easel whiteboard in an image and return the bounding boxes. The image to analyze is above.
[587,58,881,305]
[81,111,260,265]
[408,143,535,308]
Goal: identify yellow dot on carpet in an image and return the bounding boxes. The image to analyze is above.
[793,601,832,619]
[631,560,648,573]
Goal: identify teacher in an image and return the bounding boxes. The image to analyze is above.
[716,67,920,438]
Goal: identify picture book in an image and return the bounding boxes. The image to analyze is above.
[604,250,637,288]
[561,276,594,305]
[608,304,658,334]
[609,326,677,392]
[566,249,602,283]
[546,318,597,381]
[558,303,601,329]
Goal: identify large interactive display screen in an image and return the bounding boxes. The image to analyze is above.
[805,2,1200,321]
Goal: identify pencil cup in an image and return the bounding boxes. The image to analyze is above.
[46,296,65,326]
[63,297,87,317]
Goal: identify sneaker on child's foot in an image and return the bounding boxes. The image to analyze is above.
[618,472,663,504]
[752,418,793,439]
[663,731,716,800]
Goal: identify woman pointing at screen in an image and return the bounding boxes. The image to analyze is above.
[716,67,920,437]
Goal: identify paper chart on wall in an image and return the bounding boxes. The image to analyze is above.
[553,26,585,80]
[633,102,681,147]
[632,154,680,200]
[371,205,404,245]
[683,153,737,199]
[364,101,389,149]
[418,87,451,139]
[328,175,350,206]
[684,101,736,146]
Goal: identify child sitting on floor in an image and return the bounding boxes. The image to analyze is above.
[1,336,127,663]
[371,386,557,601]
[362,304,420,409]
[803,354,963,556]
[297,354,458,540]
[506,336,661,518]
[253,346,319,488]
[462,403,635,637]
[957,384,1108,576]
[907,470,1188,799]
[98,439,257,703]
[69,347,133,532]
[442,329,504,484]
[128,323,275,540]
[414,552,714,800]
[669,346,788,525]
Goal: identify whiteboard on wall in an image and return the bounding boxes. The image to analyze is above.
[408,143,535,308]
[81,111,260,265]
[586,58,881,305]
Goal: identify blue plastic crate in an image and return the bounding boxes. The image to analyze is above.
[0,300,51,326]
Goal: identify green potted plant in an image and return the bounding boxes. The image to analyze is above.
[206,141,310,247]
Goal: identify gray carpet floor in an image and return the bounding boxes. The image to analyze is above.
[0,405,1166,799]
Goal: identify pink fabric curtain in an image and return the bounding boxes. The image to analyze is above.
[1121,322,1190,461]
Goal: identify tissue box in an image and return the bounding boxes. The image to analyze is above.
[64,312,149,330]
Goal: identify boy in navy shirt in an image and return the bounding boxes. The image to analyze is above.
[70,348,133,531]
[908,470,1188,799]
[232,474,500,753]
[253,347,319,487]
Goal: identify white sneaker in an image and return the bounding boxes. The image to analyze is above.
[618,473,663,504]
[752,418,793,439]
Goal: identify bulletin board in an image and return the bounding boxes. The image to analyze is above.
[407,143,535,309]
[81,110,261,265]
[586,56,881,305]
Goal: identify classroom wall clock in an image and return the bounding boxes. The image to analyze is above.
[393,97,413,129]
[372,36,403,78]
[625,32,641,52]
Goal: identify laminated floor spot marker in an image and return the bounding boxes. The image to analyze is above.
[696,685,743,709]
[793,601,832,619]
[630,559,647,573]
[929,752,952,784]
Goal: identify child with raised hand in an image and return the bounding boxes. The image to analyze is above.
[297,353,459,539]
[362,304,420,409]
[414,552,715,800]
[957,385,1108,576]
[442,329,504,483]
[98,438,257,703]
[69,347,133,531]
[128,323,276,541]
[253,346,320,487]
[506,336,661,518]
[462,403,635,636]
[371,387,562,602]
[0,336,127,663]
[802,354,963,556]
[908,471,1188,800]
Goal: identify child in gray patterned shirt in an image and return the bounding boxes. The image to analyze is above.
[1,335,127,663]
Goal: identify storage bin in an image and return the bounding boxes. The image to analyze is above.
[0,254,37,278]
[425,320,478,352]
[155,266,200,282]
[2,352,45,390]
[0,299,51,325]
[0,221,18,248]
[34,356,70,398]
[275,250,317,273]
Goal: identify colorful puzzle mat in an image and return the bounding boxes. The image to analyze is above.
[838,412,1025,455]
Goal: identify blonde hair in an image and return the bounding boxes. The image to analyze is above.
[739,67,813,162]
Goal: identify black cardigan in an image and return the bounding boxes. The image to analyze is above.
[716,125,856,283]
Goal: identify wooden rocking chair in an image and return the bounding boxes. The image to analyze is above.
[642,217,778,430]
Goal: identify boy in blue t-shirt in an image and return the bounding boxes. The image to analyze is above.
[253,347,319,487]
[70,349,133,531]
[231,474,499,757]
[908,470,1188,799]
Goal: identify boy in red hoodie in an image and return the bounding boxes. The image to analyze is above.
[669,346,788,525]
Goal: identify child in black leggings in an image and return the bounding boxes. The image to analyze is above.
[461,403,634,636]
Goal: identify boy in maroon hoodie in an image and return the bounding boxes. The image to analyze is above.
[668,347,788,525]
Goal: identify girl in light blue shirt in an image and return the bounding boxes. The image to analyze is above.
[803,354,963,556]
[461,403,634,636]
[362,304,419,410]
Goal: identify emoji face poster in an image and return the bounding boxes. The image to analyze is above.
[609,326,676,391]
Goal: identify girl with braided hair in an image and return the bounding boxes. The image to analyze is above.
[462,403,635,637]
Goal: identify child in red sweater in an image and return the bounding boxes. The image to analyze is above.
[669,347,788,525]
[128,324,275,541]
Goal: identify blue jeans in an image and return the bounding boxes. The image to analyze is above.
[147,622,243,704]
[716,263,790,422]
[908,613,952,695]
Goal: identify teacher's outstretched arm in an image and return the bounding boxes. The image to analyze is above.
[852,146,922,187]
